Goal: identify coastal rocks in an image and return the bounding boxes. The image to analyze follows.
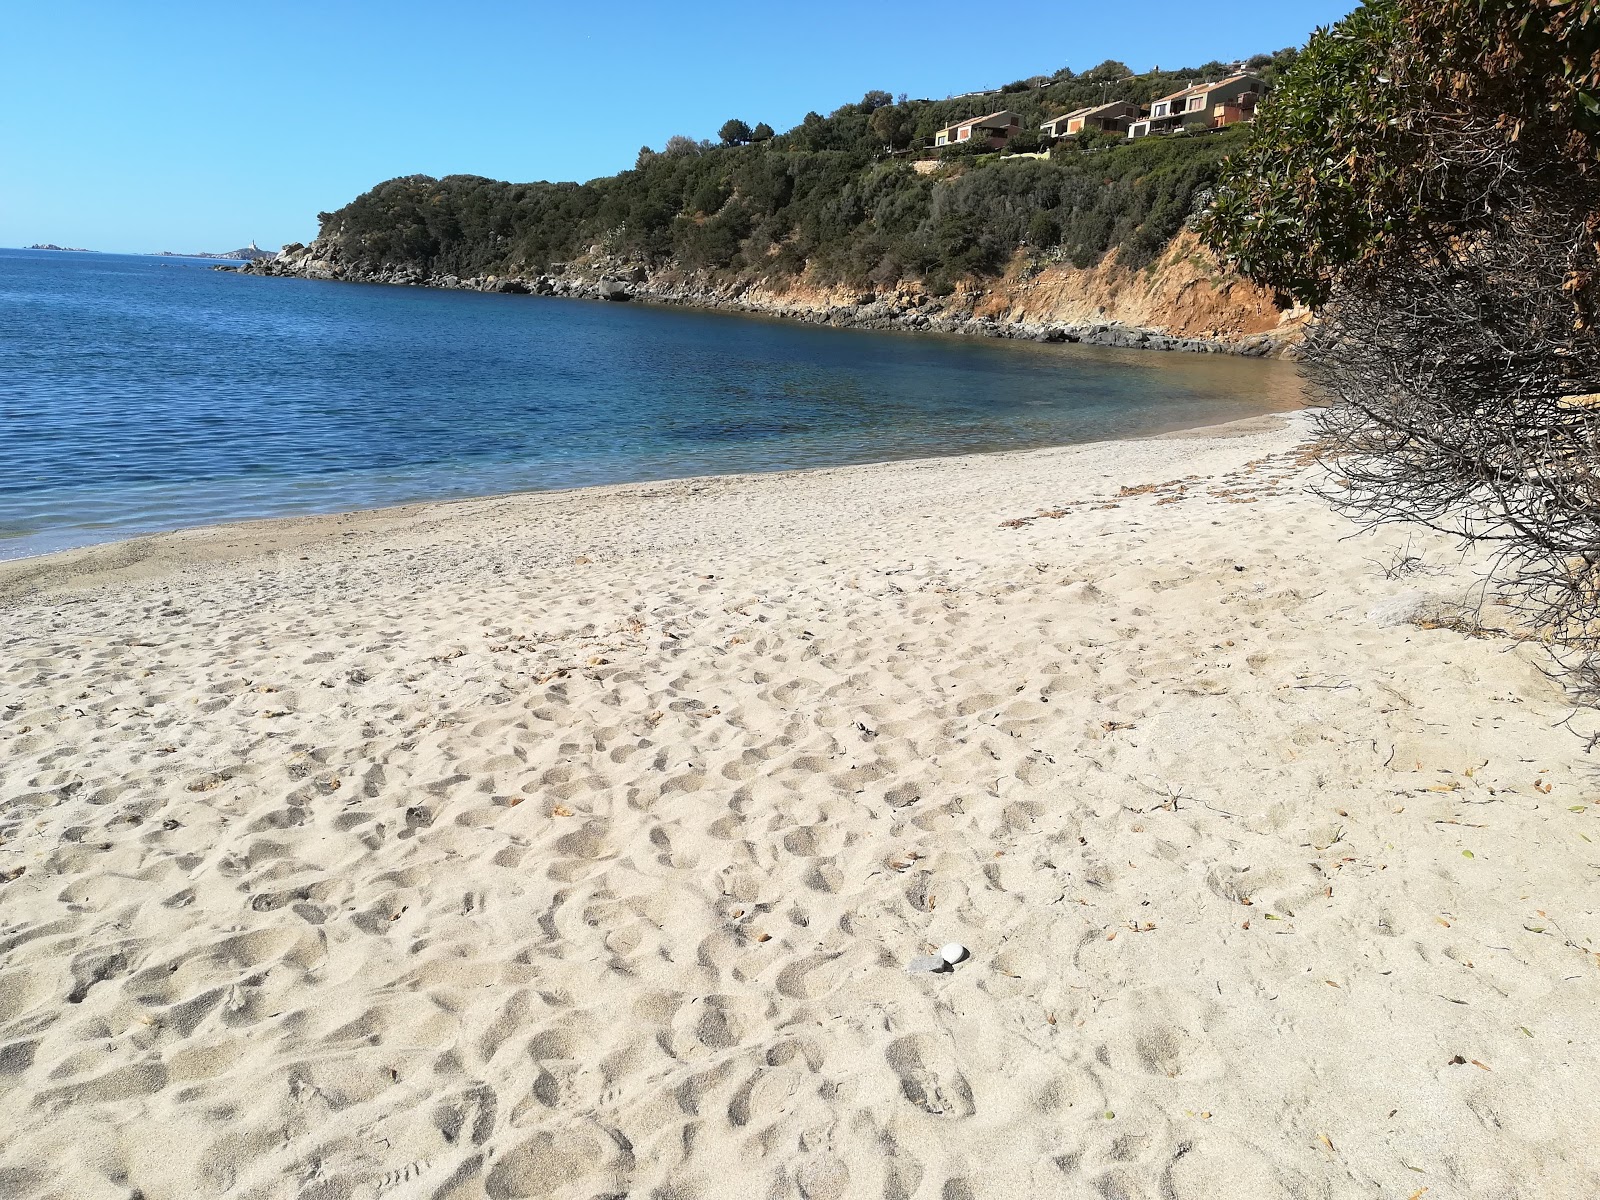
[1040,322,1241,354]
[238,241,1300,358]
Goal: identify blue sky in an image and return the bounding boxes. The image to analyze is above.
[3,1,1355,254]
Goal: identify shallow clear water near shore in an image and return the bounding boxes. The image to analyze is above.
[1,248,1303,559]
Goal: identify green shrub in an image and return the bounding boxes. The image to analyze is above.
[1027,210,1062,248]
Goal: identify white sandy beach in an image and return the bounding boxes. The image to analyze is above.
[3,411,1599,1200]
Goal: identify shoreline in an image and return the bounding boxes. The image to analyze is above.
[0,411,1297,599]
[6,407,1598,1198]
[237,243,1303,359]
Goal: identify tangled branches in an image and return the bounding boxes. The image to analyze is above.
[1306,157,1600,696]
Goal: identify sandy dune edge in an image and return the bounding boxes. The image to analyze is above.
[3,413,1598,1199]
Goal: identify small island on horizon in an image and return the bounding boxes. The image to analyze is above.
[27,243,92,252]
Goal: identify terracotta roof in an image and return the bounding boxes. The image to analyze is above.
[1152,72,1263,105]
[1041,101,1137,132]
[1039,106,1092,130]
[934,109,1020,137]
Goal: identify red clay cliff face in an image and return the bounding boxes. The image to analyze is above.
[656,229,1303,351]
[973,232,1298,340]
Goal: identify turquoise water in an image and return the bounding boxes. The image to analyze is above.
[0,248,1302,559]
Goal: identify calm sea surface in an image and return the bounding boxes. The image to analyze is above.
[0,248,1303,559]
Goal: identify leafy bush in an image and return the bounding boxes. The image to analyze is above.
[1196,2,1405,306]
[1004,128,1042,154]
[1027,210,1061,248]
[1201,0,1600,308]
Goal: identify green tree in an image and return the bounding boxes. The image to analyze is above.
[869,104,914,150]
[751,122,775,141]
[1200,0,1600,308]
[1027,210,1061,248]
[662,134,703,158]
[718,119,753,146]
[1196,2,1403,306]
[1085,59,1132,80]
[1004,127,1042,154]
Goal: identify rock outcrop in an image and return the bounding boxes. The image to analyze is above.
[239,234,1304,358]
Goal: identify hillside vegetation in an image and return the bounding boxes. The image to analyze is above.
[308,53,1297,296]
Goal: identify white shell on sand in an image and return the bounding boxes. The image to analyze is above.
[939,942,969,965]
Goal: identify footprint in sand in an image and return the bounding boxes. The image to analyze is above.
[885,1033,975,1117]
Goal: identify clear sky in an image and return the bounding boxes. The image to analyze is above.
[3,0,1356,254]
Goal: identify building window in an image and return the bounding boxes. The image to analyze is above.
[958,128,970,141]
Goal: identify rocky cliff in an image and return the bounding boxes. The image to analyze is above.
[241,231,1303,357]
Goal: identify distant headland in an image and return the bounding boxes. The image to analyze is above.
[157,241,277,262]
[241,52,1305,357]
[27,243,92,252]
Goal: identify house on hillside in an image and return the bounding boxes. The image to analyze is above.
[933,110,1022,149]
[1126,73,1267,138]
[1039,100,1142,142]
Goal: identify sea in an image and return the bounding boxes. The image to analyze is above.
[0,247,1304,560]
